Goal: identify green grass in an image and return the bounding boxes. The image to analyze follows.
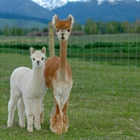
[0,51,140,139]
[1,35,140,68]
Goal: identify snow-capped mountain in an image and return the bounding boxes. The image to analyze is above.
[51,0,140,23]
[0,0,140,26]
[31,0,90,10]
[31,0,67,10]
[31,0,140,10]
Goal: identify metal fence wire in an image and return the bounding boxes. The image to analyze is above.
[0,26,140,94]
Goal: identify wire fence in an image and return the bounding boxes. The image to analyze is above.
[0,26,140,94]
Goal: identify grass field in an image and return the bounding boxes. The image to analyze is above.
[0,34,140,139]
[0,48,140,139]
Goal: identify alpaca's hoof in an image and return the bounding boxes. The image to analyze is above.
[50,115,63,135]
[7,122,13,128]
[28,127,33,132]
[62,115,68,133]
[63,127,68,133]
[7,124,12,128]
[19,121,25,128]
[20,124,25,128]
[50,126,63,135]
[35,125,41,130]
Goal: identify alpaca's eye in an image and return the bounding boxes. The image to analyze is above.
[68,29,70,32]
[41,57,44,60]
[32,58,35,61]
[57,30,59,32]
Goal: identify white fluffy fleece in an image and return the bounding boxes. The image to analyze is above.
[7,47,47,132]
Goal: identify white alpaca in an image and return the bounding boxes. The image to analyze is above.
[7,47,47,132]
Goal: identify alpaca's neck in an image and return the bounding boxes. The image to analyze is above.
[59,40,67,79]
[32,66,44,80]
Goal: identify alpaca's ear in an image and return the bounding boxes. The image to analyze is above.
[68,14,74,28]
[30,47,35,55]
[41,47,46,55]
[52,14,59,28]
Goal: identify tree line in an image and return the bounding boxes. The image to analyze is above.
[0,26,48,36]
[73,18,140,34]
[0,19,140,36]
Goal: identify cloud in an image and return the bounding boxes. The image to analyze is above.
[31,0,91,10]
[96,0,140,5]
[31,0,139,10]
[97,0,122,5]
[68,0,90,1]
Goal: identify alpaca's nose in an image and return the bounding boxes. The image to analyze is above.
[61,33,65,39]
[37,61,40,65]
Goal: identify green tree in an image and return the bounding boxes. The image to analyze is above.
[16,27,22,36]
[136,26,140,33]
[11,27,17,36]
[30,27,39,32]
[96,21,106,34]
[107,21,121,34]
[0,28,3,35]
[11,26,22,36]
[106,23,114,34]
[43,27,48,32]
[73,21,82,31]
[3,25,11,36]
[23,28,30,35]
[84,18,98,34]
[134,19,140,33]
[121,21,130,33]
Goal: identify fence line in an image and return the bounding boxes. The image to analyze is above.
[0,25,140,36]
[0,26,140,94]
[49,22,55,57]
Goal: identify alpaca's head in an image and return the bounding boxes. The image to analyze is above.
[52,14,74,41]
[30,47,46,68]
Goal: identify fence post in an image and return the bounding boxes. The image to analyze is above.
[49,22,55,57]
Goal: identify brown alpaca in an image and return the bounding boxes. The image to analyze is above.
[44,14,74,134]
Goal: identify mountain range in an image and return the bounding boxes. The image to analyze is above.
[0,0,53,27]
[52,0,140,23]
[0,0,140,27]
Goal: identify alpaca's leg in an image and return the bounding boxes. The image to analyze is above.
[50,99,63,135]
[50,106,56,118]
[18,98,25,128]
[33,99,42,130]
[62,99,69,132]
[7,93,20,127]
[40,103,44,123]
[24,98,34,132]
